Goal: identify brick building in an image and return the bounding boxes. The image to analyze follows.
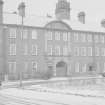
[0,0,105,80]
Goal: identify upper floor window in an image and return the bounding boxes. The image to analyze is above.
[55,32,60,40]
[55,46,60,56]
[73,32,78,42]
[87,34,92,42]
[21,29,28,39]
[95,47,100,56]
[32,30,37,39]
[32,61,37,72]
[32,45,37,56]
[9,44,16,55]
[8,61,16,73]
[88,47,92,56]
[94,35,99,43]
[68,32,71,41]
[9,28,16,38]
[47,45,53,56]
[74,47,79,56]
[24,44,28,55]
[63,46,68,56]
[81,33,86,42]
[46,31,52,40]
[101,48,105,56]
[63,32,68,41]
[81,47,86,56]
[100,35,105,43]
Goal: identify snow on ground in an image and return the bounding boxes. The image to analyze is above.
[0,88,105,105]
[1,77,105,104]
[24,83,105,98]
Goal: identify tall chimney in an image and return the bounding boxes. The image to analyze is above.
[55,0,71,20]
[101,19,105,28]
[18,2,26,17]
[78,12,85,24]
[0,0,3,24]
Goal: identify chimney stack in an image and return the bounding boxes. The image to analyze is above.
[101,19,105,28]
[18,2,26,17]
[78,12,85,24]
[55,0,70,20]
[0,0,3,24]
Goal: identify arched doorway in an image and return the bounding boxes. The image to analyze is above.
[56,61,67,77]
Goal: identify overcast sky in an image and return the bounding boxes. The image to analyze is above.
[3,0,105,23]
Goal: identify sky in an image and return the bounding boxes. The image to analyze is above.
[3,0,105,23]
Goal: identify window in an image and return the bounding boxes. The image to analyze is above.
[55,32,60,40]
[74,32,78,42]
[81,33,86,42]
[46,31,52,40]
[82,64,87,72]
[8,61,16,73]
[104,63,105,72]
[32,30,37,39]
[95,47,100,56]
[68,32,71,41]
[101,48,105,56]
[63,46,68,56]
[81,47,86,56]
[22,30,28,39]
[94,35,99,43]
[88,47,92,56]
[24,44,28,55]
[74,47,79,56]
[9,28,16,38]
[63,32,68,41]
[32,45,37,56]
[100,35,104,43]
[75,63,79,72]
[67,64,71,75]
[55,46,60,56]
[24,62,28,72]
[87,34,92,42]
[47,45,53,56]
[9,44,16,55]
[32,61,37,72]
[96,62,100,72]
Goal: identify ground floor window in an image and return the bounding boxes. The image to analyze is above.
[56,61,67,77]
[8,61,16,74]
[67,64,71,75]
[81,64,87,72]
[24,62,28,72]
[32,61,37,72]
[75,63,80,72]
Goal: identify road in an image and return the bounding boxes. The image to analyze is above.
[0,87,105,105]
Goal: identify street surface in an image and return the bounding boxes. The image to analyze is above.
[0,77,105,105]
[0,86,105,105]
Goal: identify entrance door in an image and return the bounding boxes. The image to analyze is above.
[56,61,67,77]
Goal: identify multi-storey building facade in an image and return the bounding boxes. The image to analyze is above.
[0,0,105,80]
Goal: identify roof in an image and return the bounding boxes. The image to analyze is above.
[3,13,105,33]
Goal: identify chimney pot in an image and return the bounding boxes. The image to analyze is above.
[78,11,85,24]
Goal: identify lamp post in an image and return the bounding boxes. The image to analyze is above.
[18,2,26,87]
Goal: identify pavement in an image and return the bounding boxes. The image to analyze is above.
[1,79,46,88]
[1,76,104,88]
